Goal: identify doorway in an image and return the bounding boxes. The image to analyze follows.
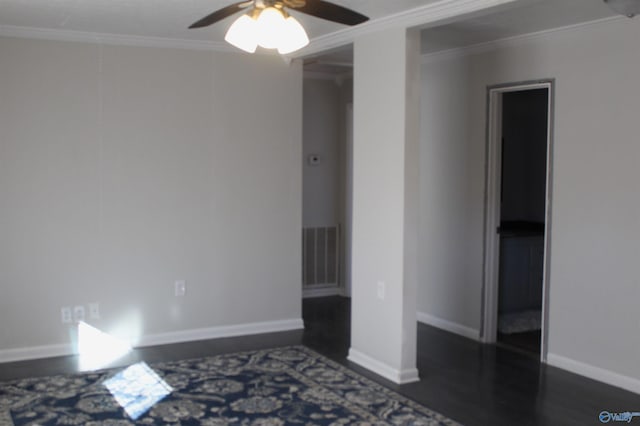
[301,48,354,300]
[482,81,554,360]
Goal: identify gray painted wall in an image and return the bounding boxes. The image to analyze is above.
[302,77,354,293]
[302,79,341,228]
[419,55,480,332]
[418,18,640,385]
[0,37,303,352]
[350,28,420,380]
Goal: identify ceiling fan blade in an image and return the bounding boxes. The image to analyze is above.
[294,0,369,26]
[189,1,252,29]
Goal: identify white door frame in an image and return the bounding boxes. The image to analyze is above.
[343,103,354,297]
[481,80,555,363]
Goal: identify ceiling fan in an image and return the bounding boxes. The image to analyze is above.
[189,0,369,54]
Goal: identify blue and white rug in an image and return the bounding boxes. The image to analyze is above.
[0,346,461,425]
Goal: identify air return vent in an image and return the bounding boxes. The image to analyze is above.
[302,226,339,288]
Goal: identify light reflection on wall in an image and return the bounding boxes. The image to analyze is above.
[108,308,144,347]
[77,321,131,371]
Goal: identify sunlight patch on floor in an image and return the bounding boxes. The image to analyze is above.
[103,362,173,420]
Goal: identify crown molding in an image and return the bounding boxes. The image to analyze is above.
[294,0,520,58]
[0,0,519,55]
[0,25,237,52]
[2,0,610,60]
[420,15,624,64]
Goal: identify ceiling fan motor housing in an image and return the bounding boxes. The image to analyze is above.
[255,0,307,9]
[283,0,307,8]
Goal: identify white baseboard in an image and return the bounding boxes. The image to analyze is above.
[136,318,304,348]
[0,343,73,364]
[417,311,480,341]
[303,286,341,298]
[0,318,304,364]
[547,353,640,395]
[347,347,420,384]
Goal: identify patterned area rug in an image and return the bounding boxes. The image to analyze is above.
[0,346,461,425]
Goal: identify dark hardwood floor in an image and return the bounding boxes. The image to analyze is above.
[1,296,638,425]
[498,330,542,355]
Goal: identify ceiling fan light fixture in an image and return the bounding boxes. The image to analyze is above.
[256,7,288,49]
[277,16,310,54]
[224,13,258,53]
[191,0,367,55]
[223,5,309,54]
[604,0,640,17]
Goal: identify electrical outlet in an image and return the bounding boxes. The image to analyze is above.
[73,305,85,323]
[175,280,186,297]
[377,281,386,300]
[61,307,72,324]
[89,303,100,320]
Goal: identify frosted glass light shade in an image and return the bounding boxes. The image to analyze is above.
[224,14,258,53]
[604,0,640,17]
[277,16,309,54]
[256,7,287,49]
[224,7,310,54]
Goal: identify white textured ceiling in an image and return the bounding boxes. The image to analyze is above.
[421,0,617,53]
[0,0,621,60]
[0,0,440,42]
[303,0,618,72]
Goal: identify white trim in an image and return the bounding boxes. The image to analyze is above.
[417,311,480,341]
[547,353,640,395]
[302,286,341,299]
[540,82,556,364]
[0,0,517,54]
[0,25,235,52]
[0,343,73,364]
[481,81,553,355]
[0,318,304,364]
[481,87,502,344]
[343,103,354,299]
[347,348,420,384]
[294,0,520,57]
[136,318,304,347]
[0,3,624,57]
[421,15,624,64]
